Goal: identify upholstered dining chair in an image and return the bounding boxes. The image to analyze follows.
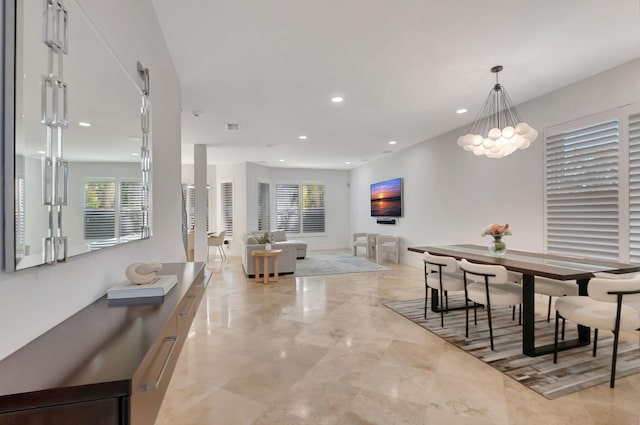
[207,230,227,261]
[500,272,576,323]
[553,276,640,388]
[423,253,465,326]
[460,259,523,351]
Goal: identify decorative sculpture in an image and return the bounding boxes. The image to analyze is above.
[125,262,163,284]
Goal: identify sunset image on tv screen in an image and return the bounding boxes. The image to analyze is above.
[370,178,402,217]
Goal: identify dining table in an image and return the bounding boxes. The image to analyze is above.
[408,244,640,357]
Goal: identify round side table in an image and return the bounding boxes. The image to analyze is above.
[251,249,283,284]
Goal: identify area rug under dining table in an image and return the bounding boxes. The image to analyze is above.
[385,297,640,399]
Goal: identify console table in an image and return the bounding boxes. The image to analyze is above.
[0,262,210,425]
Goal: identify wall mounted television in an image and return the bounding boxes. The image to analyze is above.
[370,177,402,217]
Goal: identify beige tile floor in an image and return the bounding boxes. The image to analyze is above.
[156,253,640,425]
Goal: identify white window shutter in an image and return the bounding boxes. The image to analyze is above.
[546,119,620,259]
[276,184,300,233]
[221,182,233,237]
[84,181,117,240]
[302,184,325,233]
[628,112,640,262]
[118,182,143,238]
[258,182,270,231]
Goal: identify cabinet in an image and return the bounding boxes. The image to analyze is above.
[0,262,209,425]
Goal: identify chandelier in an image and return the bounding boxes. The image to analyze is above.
[457,65,538,158]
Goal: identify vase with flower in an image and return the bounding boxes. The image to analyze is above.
[258,232,273,250]
[481,223,512,257]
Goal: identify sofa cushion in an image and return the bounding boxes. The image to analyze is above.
[271,230,287,242]
[244,235,258,244]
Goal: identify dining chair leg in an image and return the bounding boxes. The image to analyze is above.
[547,296,552,322]
[439,284,445,327]
[561,317,566,340]
[486,301,494,351]
[553,312,560,363]
[592,329,598,357]
[512,305,515,321]
[423,284,428,320]
[611,330,620,388]
[465,295,469,338]
[445,291,449,312]
[518,304,522,326]
[473,302,478,325]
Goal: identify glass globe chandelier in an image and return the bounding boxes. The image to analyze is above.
[457,65,538,158]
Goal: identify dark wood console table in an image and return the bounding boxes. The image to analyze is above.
[0,262,210,425]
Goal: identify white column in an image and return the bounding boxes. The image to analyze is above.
[194,144,208,262]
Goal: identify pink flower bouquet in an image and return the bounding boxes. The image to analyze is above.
[481,223,512,237]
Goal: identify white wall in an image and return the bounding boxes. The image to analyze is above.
[350,58,640,268]
[0,0,182,361]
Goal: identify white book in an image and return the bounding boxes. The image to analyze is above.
[107,275,179,299]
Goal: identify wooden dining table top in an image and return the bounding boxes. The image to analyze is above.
[408,244,640,280]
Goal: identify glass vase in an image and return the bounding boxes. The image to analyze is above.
[265,243,272,251]
[488,235,507,257]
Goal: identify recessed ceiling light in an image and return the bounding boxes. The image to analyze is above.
[79,122,91,127]
[127,136,142,141]
[298,135,307,140]
[331,96,343,103]
[131,152,140,156]
[345,161,351,165]
[456,108,468,114]
[381,150,392,154]
[37,150,45,154]
[389,140,397,145]
[279,159,285,162]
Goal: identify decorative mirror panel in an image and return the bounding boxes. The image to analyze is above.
[5,0,151,270]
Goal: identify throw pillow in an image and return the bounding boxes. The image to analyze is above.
[271,230,287,242]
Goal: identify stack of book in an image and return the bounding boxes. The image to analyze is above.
[107,275,178,300]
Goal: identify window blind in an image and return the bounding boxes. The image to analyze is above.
[258,182,270,231]
[182,184,210,232]
[119,181,143,238]
[546,119,620,259]
[15,177,25,246]
[628,113,640,262]
[221,182,233,237]
[276,184,300,233]
[302,184,325,233]
[84,181,116,240]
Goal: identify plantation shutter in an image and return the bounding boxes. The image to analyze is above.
[15,177,25,246]
[276,184,300,233]
[545,118,620,259]
[221,182,233,236]
[302,184,325,233]
[258,182,270,231]
[84,181,116,240]
[628,112,640,262]
[118,182,143,238]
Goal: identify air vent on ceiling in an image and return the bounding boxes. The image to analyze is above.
[226,123,240,131]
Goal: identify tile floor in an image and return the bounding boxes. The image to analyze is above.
[155,254,640,425]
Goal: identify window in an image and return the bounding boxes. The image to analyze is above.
[84,181,117,240]
[182,184,209,231]
[221,181,233,237]
[258,182,270,231]
[276,183,325,234]
[545,104,640,261]
[302,184,325,233]
[83,180,142,242]
[15,177,25,248]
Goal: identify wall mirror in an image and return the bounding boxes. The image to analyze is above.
[4,0,152,271]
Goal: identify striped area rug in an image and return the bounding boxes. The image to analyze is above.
[385,297,640,399]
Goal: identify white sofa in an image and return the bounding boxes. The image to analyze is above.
[241,230,308,277]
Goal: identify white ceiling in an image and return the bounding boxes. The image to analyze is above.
[151,0,640,169]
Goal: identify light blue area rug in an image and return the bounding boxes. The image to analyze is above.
[294,253,391,277]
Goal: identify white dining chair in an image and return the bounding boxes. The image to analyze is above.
[423,253,465,326]
[553,276,640,388]
[460,259,523,351]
